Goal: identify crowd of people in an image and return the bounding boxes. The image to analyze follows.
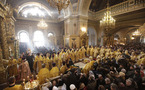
[5,43,145,90]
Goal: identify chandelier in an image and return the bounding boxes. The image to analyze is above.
[48,0,70,14]
[100,2,115,29]
[37,19,48,30]
[132,29,141,36]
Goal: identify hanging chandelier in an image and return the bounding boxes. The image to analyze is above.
[37,19,48,30]
[132,29,141,36]
[100,2,116,29]
[47,0,70,14]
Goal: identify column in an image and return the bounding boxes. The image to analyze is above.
[0,46,6,84]
[0,17,9,59]
[64,16,88,48]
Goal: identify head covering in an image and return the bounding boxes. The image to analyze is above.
[79,83,85,89]
[89,56,93,59]
[121,68,126,73]
[89,71,94,76]
[52,86,58,90]
[70,84,76,90]
[119,72,125,77]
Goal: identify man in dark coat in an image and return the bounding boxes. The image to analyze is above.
[26,53,34,73]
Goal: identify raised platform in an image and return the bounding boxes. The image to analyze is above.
[74,58,90,68]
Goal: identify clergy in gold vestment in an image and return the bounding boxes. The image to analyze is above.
[130,52,137,61]
[74,49,78,62]
[60,61,67,74]
[33,53,43,73]
[87,46,90,56]
[82,47,86,58]
[70,49,75,62]
[93,47,98,58]
[8,56,18,77]
[83,62,91,74]
[18,55,23,64]
[54,54,59,66]
[4,76,23,90]
[58,52,63,68]
[44,55,50,70]
[79,49,83,59]
[50,63,59,78]
[90,46,94,57]
[38,64,50,85]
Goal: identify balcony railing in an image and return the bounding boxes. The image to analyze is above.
[89,0,145,21]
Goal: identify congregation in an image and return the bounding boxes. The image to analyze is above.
[4,43,145,90]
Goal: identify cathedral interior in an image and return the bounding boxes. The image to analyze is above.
[0,0,145,90]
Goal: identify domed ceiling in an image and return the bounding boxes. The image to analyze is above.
[89,0,126,12]
[7,0,63,20]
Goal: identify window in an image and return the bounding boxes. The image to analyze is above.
[19,32,29,43]
[33,31,44,47]
[48,33,54,37]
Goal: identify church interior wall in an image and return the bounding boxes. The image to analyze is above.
[15,19,64,52]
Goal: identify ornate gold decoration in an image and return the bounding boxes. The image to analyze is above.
[132,29,141,36]
[100,1,115,29]
[100,0,116,46]
[48,0,70,14]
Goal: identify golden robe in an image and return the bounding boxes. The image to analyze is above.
[44,57,50,70]
[50,66,59,78]
[93,48,98,58]
[137,58,143,65]
[74,50,78,62]
[82,48,86,58]
[8,59,18,77]
[4,85,23,90]
[90,48,94,56]
[18,58,22,64]
[83,63,90,74]
[72,52,75,62]
[33,56,43,73]
[38,68,50,84]
[87,47,90,56]
[60,65,67,74]
[79,50,83,59]
[141,58,145,66]
[58,58,62,68]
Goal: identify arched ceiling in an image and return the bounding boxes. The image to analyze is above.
[89,0,126,12]
[7,0,63,19]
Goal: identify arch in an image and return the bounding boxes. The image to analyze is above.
[48,32,55,37]
[87,27,97,46]
[18,2,52,18]
[33,30,45,47]
[17,30,29,54]
[47,32,56,48]
[17,30,29,42]
[78,0,92,16]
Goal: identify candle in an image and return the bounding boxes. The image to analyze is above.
[27,76,30,81]
[32,75,34,80]
[23,79,25,87]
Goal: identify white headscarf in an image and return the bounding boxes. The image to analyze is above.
[70,84,76,90]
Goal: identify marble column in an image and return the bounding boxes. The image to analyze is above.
[0,17,9,59]
[64,16,88,48]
